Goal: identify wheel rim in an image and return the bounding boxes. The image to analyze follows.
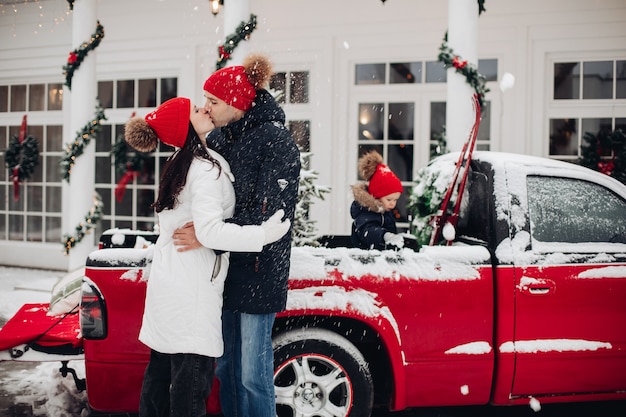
[274,353,353,417]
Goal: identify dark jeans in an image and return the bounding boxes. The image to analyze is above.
[139,349,215,417]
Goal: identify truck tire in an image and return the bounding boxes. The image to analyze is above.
[273,328,374,417]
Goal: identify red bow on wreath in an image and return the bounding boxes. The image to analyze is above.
[115,165,139,202]
[452,56,467,70]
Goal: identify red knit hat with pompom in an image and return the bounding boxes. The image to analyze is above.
[124,97,190,152]
[358,150,403,199]
[203,54,273,111]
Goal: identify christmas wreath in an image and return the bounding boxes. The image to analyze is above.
[579,129,626,185]
[4,115,39,201]
[216,14,257,70]
[62,21,105,89]
[111,127,153,202]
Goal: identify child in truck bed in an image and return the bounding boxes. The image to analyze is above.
[350,150,405,250]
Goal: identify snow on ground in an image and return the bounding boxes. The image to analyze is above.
[0,266,89,416]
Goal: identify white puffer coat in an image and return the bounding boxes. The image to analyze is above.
[139,149,266,357]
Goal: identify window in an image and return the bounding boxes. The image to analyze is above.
[0,82,65,243]
[270,71,309,104]
[549,58,626,160]
[95,77,178,237]
[527,176,626,244]
[353,59,497,230]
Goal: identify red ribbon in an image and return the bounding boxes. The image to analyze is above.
[115,169,139,202]
[598,160,615,176]
[68,52,78,64]
[12,167,20,201]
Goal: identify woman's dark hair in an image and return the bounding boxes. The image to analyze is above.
[152,122,221,212]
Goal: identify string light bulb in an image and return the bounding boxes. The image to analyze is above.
[209,0,223,16]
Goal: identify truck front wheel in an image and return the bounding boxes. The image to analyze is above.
[273,328,374,417]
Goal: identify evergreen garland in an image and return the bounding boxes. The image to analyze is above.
[62,192,104,255]
[438,33,489,110]
[62,21,105,89]
[60,101,107,182]
[216,14,257,70]
[66,1,74,11]
[579,129,626,185]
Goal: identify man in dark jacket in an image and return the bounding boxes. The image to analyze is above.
[173,53,300,417]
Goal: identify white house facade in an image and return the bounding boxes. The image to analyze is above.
[1,0,625,270]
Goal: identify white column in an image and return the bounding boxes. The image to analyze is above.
[445,0,479,152]
[223,0,251,65]
[62,0,98,270]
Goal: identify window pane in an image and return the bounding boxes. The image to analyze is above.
[9,214,23,240]
[554,62,580,100]
[616,118,626,132]
[48,83,63,111]
[29,84,45,111]
[26,215,42,242]
[390,62,421,84]
[11,85,27,111]
[46,216,61,242]
[116,80,135,108]
[388,144,413,182]
[617,60,626,99]
[582,117,612,138]
[583,61,613,100]
[0,86,8,112]
[96,124,112,152]
[46,125,63,152]
[528,176,626,244]
[137,190,155,217]
[138,79,157,108]
[430,102,446,157]
[355,63,385,85]
[549,118,578,156]
[358,103,384,140]
[290,72,309,104]
[270,73,286,104]
[96,156,112,183]
[0,184,4,209]
[160,78,177,103]
[27,185,43,211]
[98,81,114,109]
[388,102,414,140]
[46,186,62,212]
[288,120,310,152]
[425,61,447,83]
[46,155,62,182]
[477,101,491,143]
[478,59,498,82]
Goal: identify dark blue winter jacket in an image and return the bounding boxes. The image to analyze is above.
[207,89,301,314]
[350,183,398,250]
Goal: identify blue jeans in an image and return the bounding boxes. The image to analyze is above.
[139,349,214,417]
[216,310,276,417]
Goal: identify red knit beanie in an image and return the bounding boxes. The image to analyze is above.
[203,66,256,111]
[124,97,190,152]
[203,54,273,112]
[368,163,404,199]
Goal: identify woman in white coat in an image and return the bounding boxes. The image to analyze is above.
[124,97,290,417]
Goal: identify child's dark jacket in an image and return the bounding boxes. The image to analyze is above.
[350,183,398,250]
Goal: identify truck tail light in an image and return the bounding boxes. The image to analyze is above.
[80,278,107,340]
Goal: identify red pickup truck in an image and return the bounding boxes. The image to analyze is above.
[1,151,625,416]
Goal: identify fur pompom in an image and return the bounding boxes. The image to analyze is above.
[124,117,158,153]
[243,53,273,90]
[358,150,383,181]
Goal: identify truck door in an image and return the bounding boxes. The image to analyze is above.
[511,175,626,398]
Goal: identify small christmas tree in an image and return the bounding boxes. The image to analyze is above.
[579,129,626,185]
[292,152,331,247]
